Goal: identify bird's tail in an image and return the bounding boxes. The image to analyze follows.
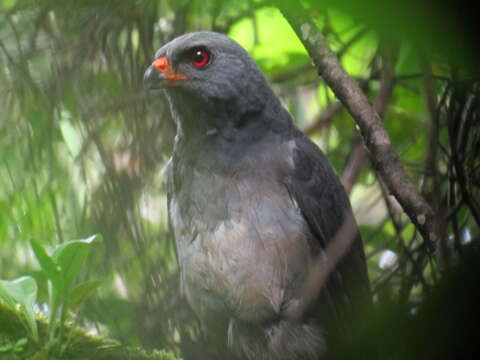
[228,319,325,360]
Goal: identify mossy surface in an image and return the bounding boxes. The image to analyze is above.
[0,302,178,360]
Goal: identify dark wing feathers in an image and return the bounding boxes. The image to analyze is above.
[287,133,350,248]
[285,131,371,326]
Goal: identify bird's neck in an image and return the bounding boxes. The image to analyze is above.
[167,90,292,159]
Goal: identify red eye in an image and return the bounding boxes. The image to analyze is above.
[192,48,210,68]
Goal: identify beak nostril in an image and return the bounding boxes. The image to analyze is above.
[152,57,169,73]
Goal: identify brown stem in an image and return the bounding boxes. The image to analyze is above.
[341,138,368,193]
[276,1,438,248]
[420,56,452,272]
[302,101,343,135]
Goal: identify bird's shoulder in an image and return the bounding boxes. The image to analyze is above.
[283,130,351,247]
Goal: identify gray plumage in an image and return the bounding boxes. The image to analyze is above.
[144,31,370,360]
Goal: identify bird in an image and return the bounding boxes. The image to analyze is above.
[144,31,371,360]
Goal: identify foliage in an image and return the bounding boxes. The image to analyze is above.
[0,0,479,359]
[0,301,177,359]
[31,235,102,345]
[0,236,100,356]
[0,277,38,342]
[0,236,177,359]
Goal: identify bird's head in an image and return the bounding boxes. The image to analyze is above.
[144,32,285,137]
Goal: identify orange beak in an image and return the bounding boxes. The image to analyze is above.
[151,57,187,81]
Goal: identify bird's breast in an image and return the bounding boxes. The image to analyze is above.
[170,161,315,325]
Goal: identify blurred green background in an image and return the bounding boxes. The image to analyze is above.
[1,0,478,358]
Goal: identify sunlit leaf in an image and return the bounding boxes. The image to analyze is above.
[229,7,307,72]
[51,234,100,291]
[1,0,17,9]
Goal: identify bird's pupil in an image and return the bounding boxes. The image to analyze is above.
[194,51,203,62]
[192,48,209,67]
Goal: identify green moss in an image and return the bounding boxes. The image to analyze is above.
[0,302,178,360]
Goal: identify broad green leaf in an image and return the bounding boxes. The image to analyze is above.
[30,240,64,293]
[0,277,39,341]
[69,280,103,310]
[52,235,99,291]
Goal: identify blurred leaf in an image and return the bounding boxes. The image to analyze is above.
[396,42,420,76]
[1,0,17,9]
[341,30,377,77]
[52,234,100,292]
[0,276,39,341]
[401,223,416,239]
[69,280,103,310]
[229,7,308,72]
[13,337,28,352]
[59,110,83,158]
[30,240,64,293]
[0,343,13,352]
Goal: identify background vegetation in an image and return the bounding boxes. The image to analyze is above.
[1,0,478,359]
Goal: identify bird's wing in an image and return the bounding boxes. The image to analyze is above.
[284,131,371,327]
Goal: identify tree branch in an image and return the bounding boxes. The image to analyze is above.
[276,1,438,248]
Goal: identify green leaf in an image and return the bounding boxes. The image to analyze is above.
[0,277,39,342]
[51,234,99,291]
[30,240,64,293]
[59,111,82,158]
[14,337,28,352]
[15,338,28,347]
[0,343,13,352]
[229,7,307,72]
[1,0,17,10]
[69,280,103,310]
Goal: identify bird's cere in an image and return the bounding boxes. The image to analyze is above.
[152,57,169,72]
[151,57,187,80]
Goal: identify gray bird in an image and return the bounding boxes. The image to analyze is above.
[144,31,371,360]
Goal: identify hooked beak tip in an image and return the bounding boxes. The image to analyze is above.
[143,65,166,90]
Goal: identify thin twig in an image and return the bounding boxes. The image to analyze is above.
[301,101,342,135]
